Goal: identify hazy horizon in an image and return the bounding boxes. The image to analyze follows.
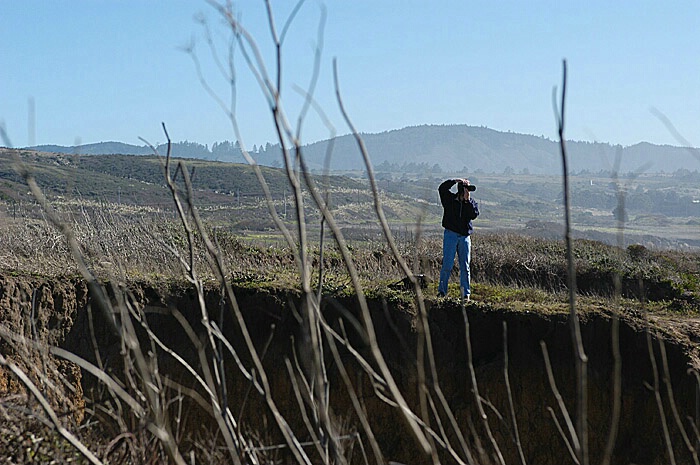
[19,123,699,152]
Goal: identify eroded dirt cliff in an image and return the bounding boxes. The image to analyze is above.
[2,274,700,464]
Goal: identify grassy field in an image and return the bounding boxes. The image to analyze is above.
[1,197,698,310]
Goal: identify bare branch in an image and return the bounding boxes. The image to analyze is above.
[552,59,588,465]
[541,341,580,462]
[503,322,527,465]
[0,353,103,465]
[650,107,700,164]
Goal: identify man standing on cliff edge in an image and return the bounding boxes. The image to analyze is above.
[438,178,479,300]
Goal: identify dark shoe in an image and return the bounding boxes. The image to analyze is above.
[437,291,446,298]
[463,294,471,302]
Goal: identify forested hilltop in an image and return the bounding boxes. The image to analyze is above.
[27,124,700,175]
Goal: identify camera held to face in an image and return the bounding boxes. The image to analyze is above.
[458,181,476,193]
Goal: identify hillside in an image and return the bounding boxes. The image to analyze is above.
[0,148,365,209]
[24,124,700,175]
[2,147,700,251]
[294,125,700,174]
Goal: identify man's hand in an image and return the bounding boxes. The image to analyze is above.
[459,179,471,200]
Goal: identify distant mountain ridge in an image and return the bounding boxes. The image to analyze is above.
[28,141,226,160]
[30,141,155,156]
[26,125,700,174]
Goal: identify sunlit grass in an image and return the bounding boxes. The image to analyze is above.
[1,206,698,315]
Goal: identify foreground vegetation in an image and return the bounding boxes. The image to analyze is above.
[1,207,698,311]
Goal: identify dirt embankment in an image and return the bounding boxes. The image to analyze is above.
[2,273,700,464]
[0,274,86,421]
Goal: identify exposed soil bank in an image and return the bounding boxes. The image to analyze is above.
[2,274,700,464]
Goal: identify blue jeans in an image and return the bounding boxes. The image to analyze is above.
[438,229,471,296]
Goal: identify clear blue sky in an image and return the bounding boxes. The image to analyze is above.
[2,1,700,151]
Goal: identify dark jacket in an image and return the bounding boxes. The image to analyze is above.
[439,179,479,236]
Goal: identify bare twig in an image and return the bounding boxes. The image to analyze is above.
[552,59,588,465]
[503,322,527,465]
[0,353,103,465]
[333,57,434,460]
[541,341,580,463]
[646,330,677,465]
[659,339,699,464]
[462,306,505,465]
[601,149,625,465]
[323,315,385,465]
[547,406,580,465]
[286,356,328,462]
[650,107,700,164]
